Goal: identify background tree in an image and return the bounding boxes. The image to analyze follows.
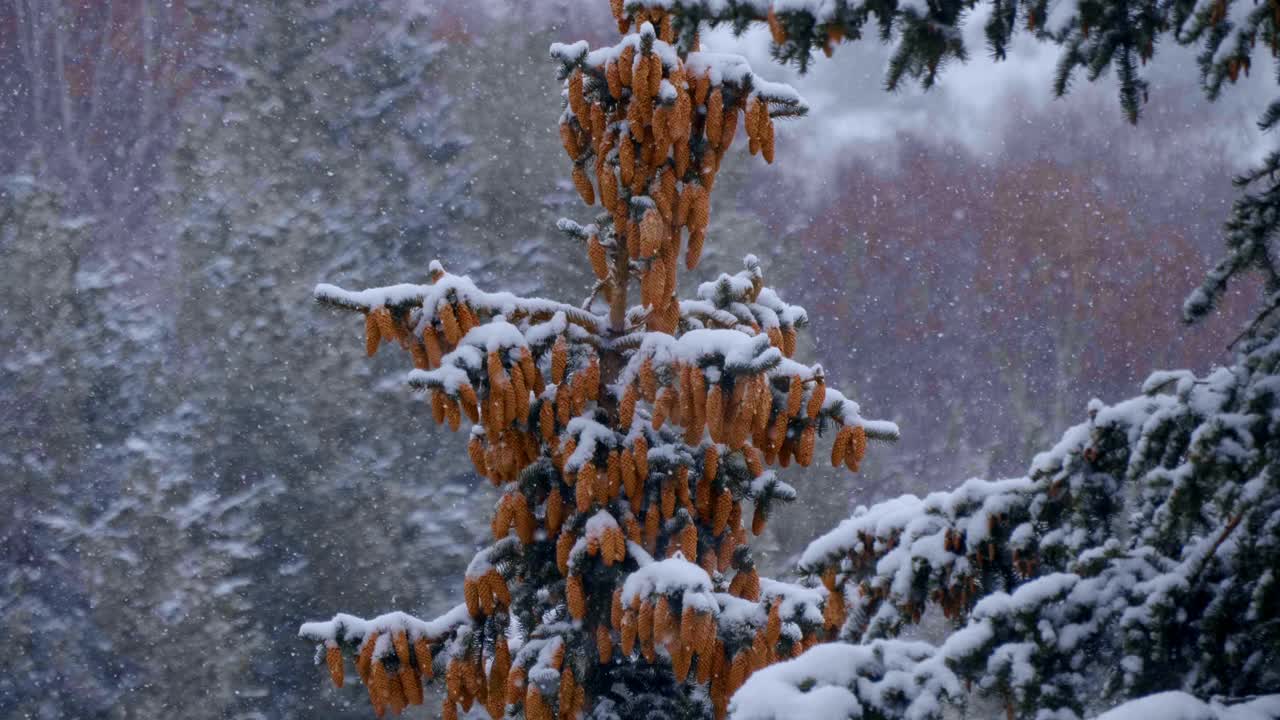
[0,175,175,719]
[169,1,495,712]
[38,405,277,720]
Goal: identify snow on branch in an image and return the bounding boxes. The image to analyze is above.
[314,261,608,336]
[1094,692,1280,720]
[729,640,961,720]
[299,605,473,648]
[760,333,1280,719]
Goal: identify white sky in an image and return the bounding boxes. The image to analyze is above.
[695,13,1274,180]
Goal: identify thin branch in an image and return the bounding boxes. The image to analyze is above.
[1187,513,1244,588]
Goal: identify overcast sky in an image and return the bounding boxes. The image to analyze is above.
[691,12,1274,184]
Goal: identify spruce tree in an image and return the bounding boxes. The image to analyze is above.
[588,3,1280,719]
[299,3,898,718]
[300,0,1280,718]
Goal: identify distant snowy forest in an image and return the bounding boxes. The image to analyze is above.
[0,1,1274,719]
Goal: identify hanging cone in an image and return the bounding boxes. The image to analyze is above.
[689,184,710,231]
[640,209,664,258]
[712,490,732,536]
[782,325,797,357]
[612,588,626,629]
[560,121,579,160]
[568,69,587,119]
[459,383,481,422]
[641,264,661,309]
[752,502,767,536]
[557,530,576,575]
[849,425,867,470]
[559,668,579,719]
[800,378,823,419]
[680,522,697,559]
[414,636,433,679]
[798,424,816,467]
[737,567,761,602]
[720,104,740,152]
[619,133,637,188]
[644,501,661,552]
[654,595,674,646]
[622,608,638,656]
[326,645,344,688]
[686,228,705,270]
[439,303,462,345]
[674,465,692,510]
[674,140,690,177]
[550,336,568,385]
[400,666,424,706]
[705,90,725,148]
[670,89,693,140]
[572,165,596,205]
[588,234,609,280]
[457,303,479,335]
[423,326,444,367]
[716,532,737,571]
[762,116,776,164]
[526,683,552,720]
[622,448,640,504]
[706,385,724,443]
[596,623,614,664]
[692,72,710,106]
[659,167,677,220]
[744,446,765,477]
[824,587,847,631]
[357,631,379,683]
[600,164,620,213]
[373,306,397,343]
[577,462,596,513]
[639,600,656,660]
[659,475,677,519]
[702,444,719,485]
[506,665,526,706]
[545,487,564,535]
[369,661,391,716]
[469,435,489,478]
[618,45,635,86]
[606,60,622,99]
[567,574,587,620]
[365,312,382,356]
[831,425,852,467]
[633,433,649,479]
[766,7,788,43]
[785,376,804,418]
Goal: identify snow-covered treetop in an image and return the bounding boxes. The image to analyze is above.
[551,33,806,115]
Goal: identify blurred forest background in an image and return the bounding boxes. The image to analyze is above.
[0,0,1269,718]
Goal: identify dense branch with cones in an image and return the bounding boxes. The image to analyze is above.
[300,4,899,719]
[611,0,1280,124]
